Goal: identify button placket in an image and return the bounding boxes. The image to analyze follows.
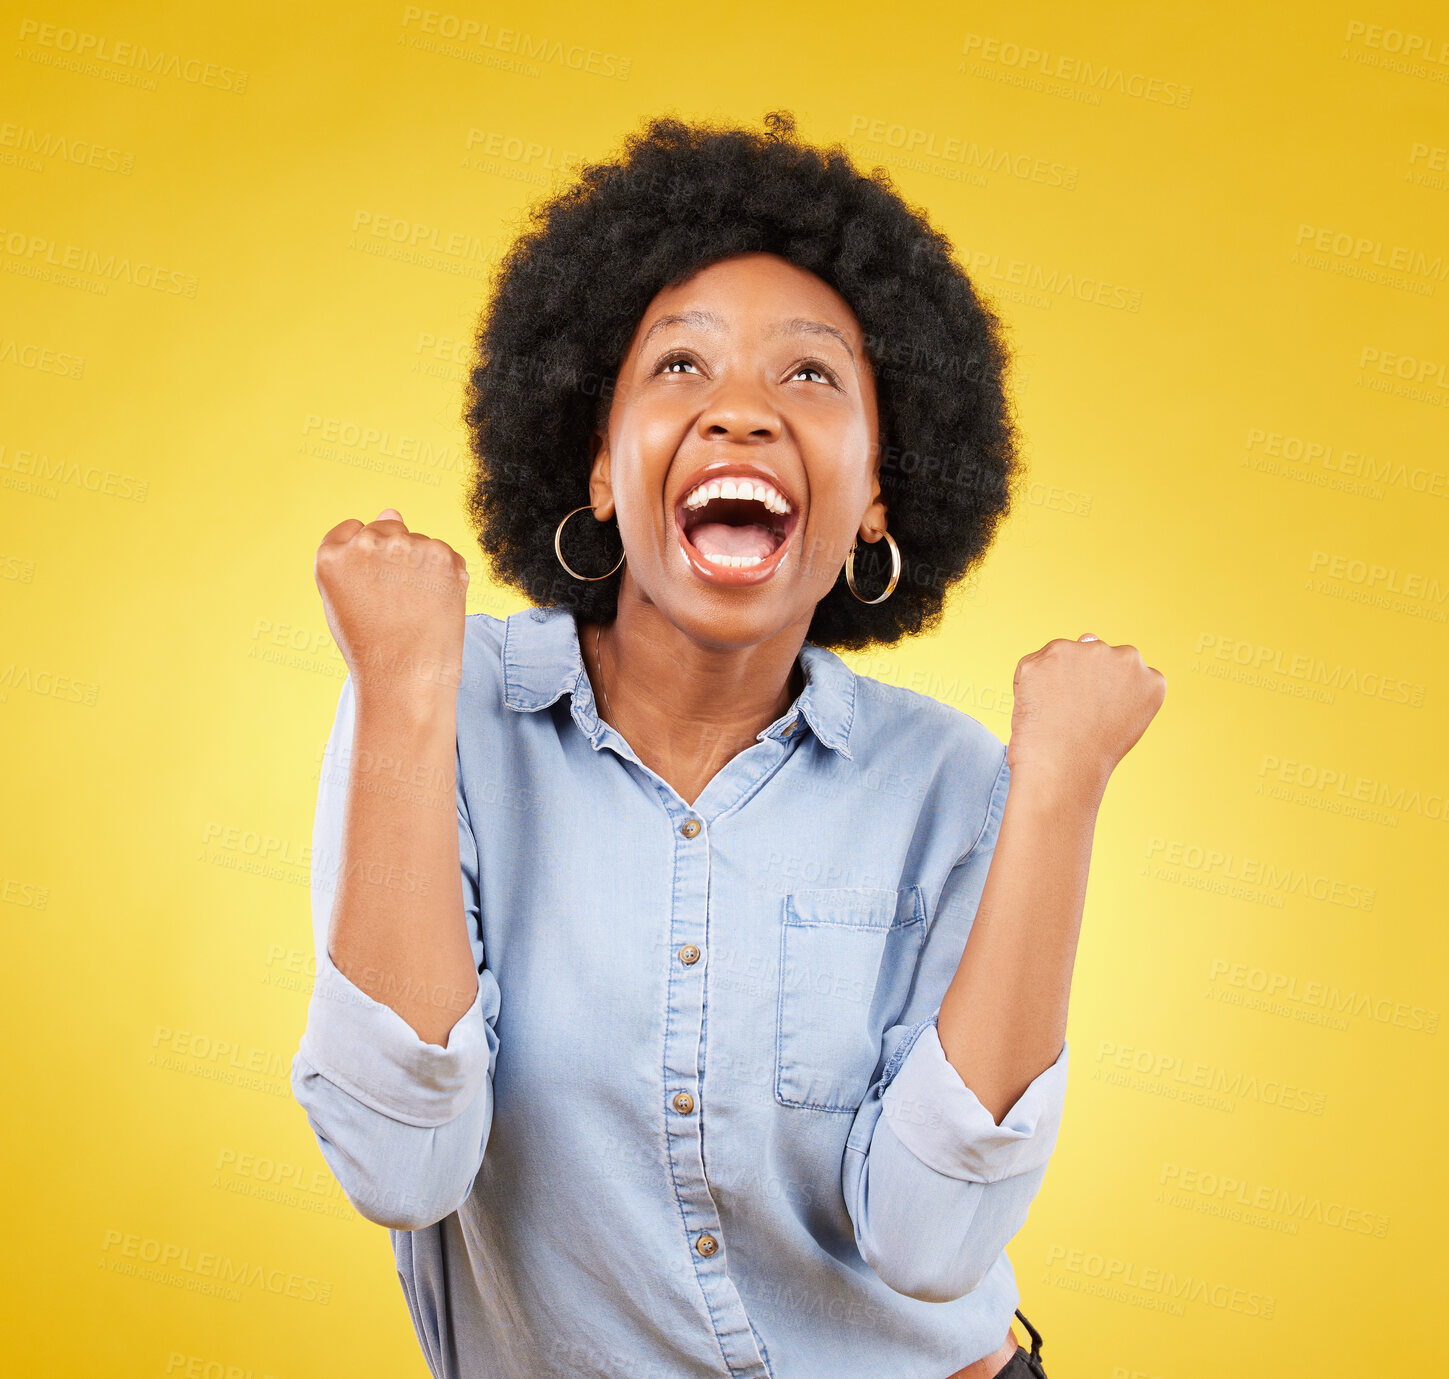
[660,811,768,1375]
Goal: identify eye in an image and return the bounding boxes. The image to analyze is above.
[651,351,841,387]
[793,359,841,387]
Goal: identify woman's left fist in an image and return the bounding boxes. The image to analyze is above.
[1007,634,1166,796]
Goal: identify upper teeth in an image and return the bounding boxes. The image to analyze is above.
[682,476,793,514]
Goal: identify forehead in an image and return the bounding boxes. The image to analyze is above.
[630,252,865,347]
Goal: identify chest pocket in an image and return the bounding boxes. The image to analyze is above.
[774,885,926,1113]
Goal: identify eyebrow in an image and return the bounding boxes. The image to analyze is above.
[640,309,856,362]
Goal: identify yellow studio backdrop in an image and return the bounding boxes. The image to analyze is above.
[3,1,1445,1374]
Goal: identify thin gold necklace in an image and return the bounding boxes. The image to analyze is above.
[595,623,617,731]
[597,622,798,743]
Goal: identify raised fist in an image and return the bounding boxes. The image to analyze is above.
[314,508,470,705]
[1007,633,1166,797]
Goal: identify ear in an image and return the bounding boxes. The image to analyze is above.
[587,428,616,522]
[858,464,888,542]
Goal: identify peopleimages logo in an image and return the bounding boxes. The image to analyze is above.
[0,121,135,174]
[847,115,1079,190]
[1343,21,1449,66]
[1043,1245,1275,1318]
[1294,223,1449,286]
[1208,958,1439,1034]
[398,7,631,79]
[1193,632,1426,707]
[0,225,199,297]
[15,19,248,92]
[959,33,1192,107]
[949,244,1143,312]
[1159,1163,1391,1237]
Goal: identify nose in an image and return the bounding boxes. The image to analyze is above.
[695,371,781,444]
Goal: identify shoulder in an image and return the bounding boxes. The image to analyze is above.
[849,666,1007,771]
[451,611,512,727]
[462,608,507,659]
[459,610,509,700]
[845,665,1010,866]
[847,666,1009,841]
[463,609,508,656]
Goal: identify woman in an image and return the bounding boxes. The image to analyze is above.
[292,111,1165,1379]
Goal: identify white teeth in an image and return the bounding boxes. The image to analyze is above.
[681,475,793,514]
[702,552,765,567]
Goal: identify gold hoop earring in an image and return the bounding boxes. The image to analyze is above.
[845,530,900,604]
[554,503,625,581]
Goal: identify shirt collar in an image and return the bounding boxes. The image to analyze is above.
[500,604,856,759]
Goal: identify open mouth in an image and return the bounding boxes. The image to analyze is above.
[673,476,800,584]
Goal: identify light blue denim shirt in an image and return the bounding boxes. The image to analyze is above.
[291,604,1070,1379]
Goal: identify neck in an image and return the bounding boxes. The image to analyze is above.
[580,580,809,792]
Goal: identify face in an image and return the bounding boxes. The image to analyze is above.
[587,251,883,646]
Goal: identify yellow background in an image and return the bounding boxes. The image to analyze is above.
[4,1,1446,1374]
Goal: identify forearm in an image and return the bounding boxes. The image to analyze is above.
[937,764,1102,1123]
[327,686,478,1047]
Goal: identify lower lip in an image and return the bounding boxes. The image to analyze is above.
[673,508,799,588]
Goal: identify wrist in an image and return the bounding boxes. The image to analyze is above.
[354,676,459,730]
[1007,753,1108,813]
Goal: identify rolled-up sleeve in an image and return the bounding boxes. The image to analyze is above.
[290,674,502,1232]
[842,747,1070,1303]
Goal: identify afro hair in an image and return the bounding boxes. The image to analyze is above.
[463,108,1023,652]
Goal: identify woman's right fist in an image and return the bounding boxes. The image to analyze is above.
[314,509,470,705]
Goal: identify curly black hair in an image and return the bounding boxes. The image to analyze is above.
[462,109,1023,652]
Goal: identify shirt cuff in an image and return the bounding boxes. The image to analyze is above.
[879,1015,1069,1184]
[297,946,496,1129]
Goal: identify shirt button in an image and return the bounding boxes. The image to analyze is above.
[782,720,798,737]
[696,1234,718,1257]
[673,1091,695,1115]
[680,818,700,838]
[678,944,700,966]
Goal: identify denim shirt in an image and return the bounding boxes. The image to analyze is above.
[291,604,1070,1379]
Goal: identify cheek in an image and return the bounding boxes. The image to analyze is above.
[807,440,875,520]
[841,413,877,475]
[613,400,684,483]
[803,404,874,479]
[633,408,687,474]
[606,419,681,552]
